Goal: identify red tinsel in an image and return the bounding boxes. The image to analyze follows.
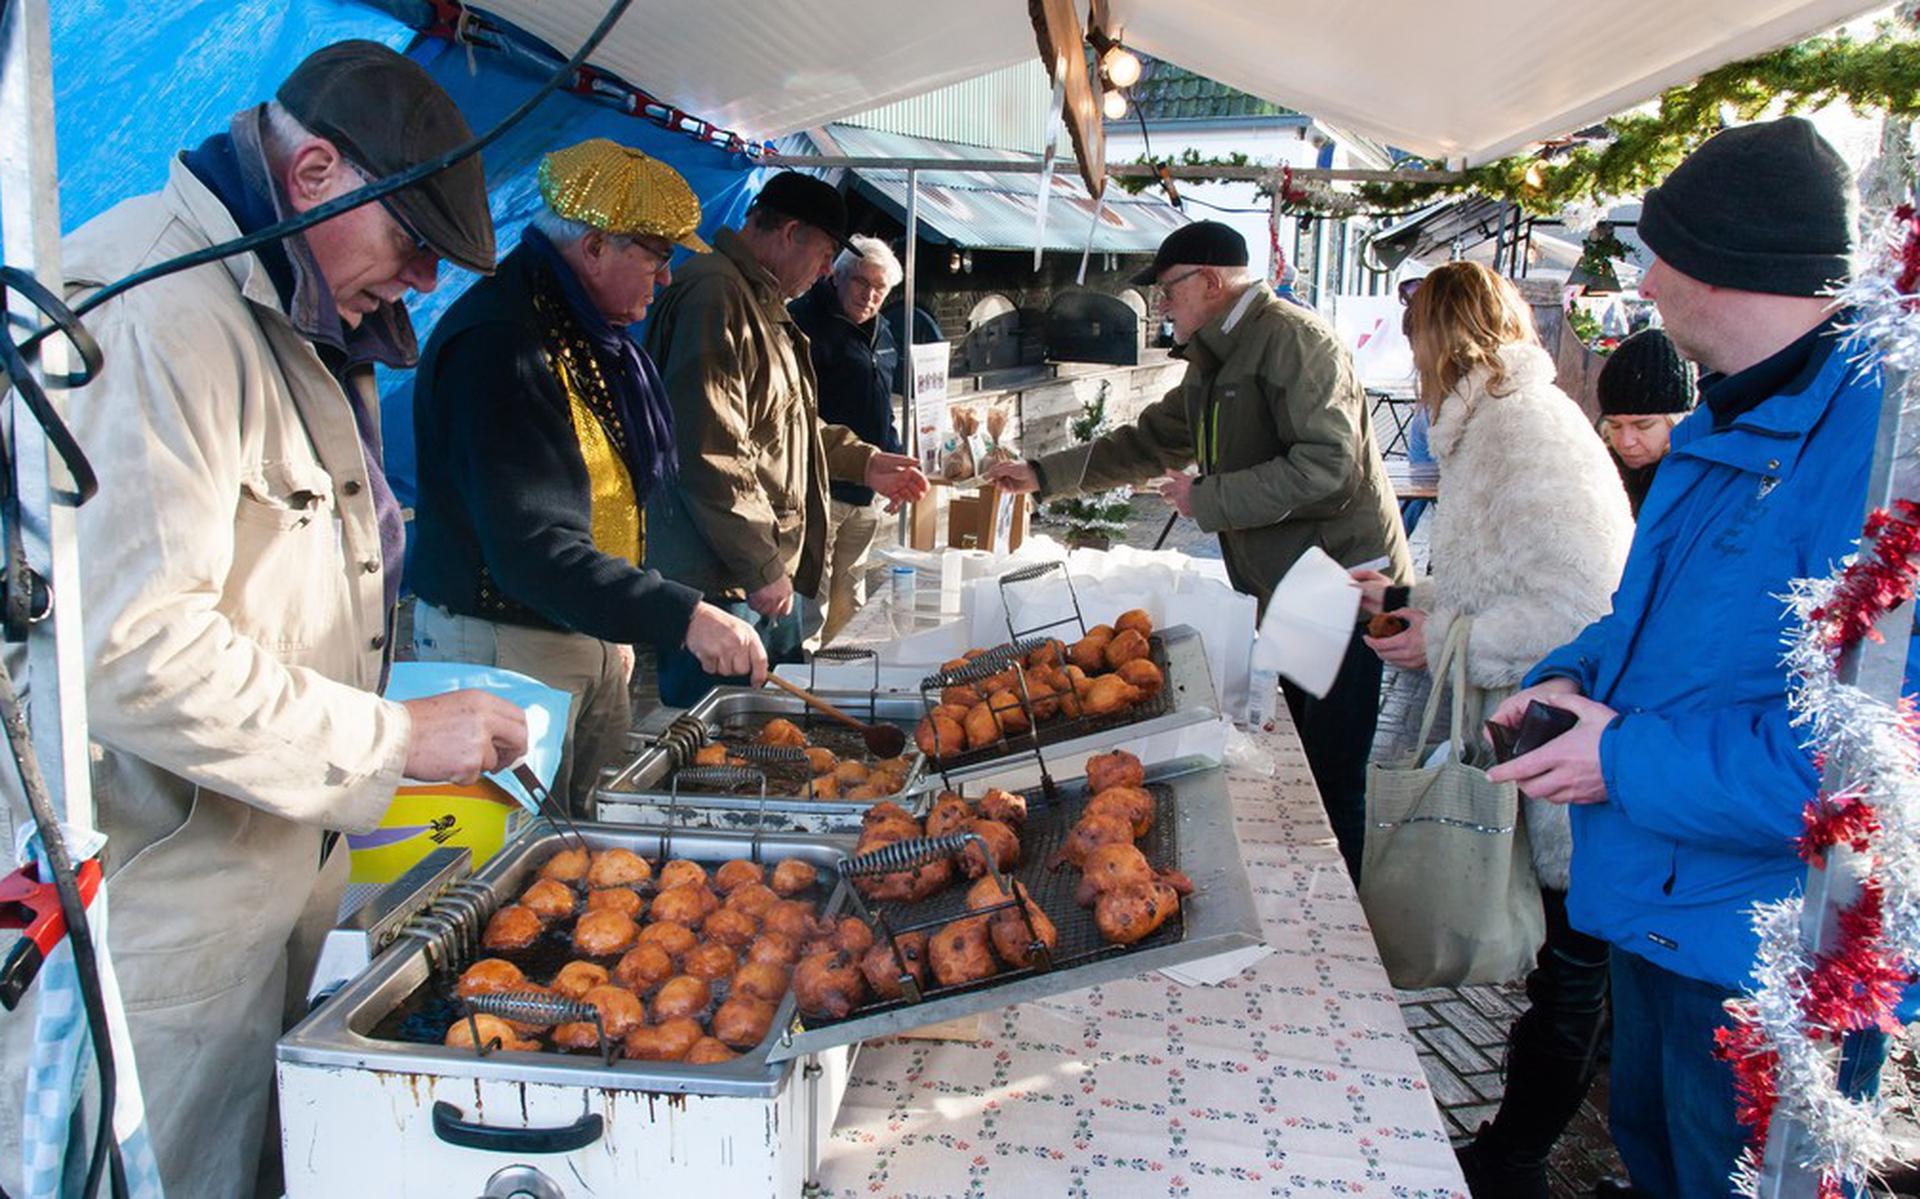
[1798,794,1883,867]
[1893,204,1920,305]
[1801,879,1913,1039]
[1716,1017,1781,1133]
[1808,499,1920,650]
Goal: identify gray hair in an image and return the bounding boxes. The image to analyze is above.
[833,235,903,289]
[527,207,598,247]
[260,100,316,171]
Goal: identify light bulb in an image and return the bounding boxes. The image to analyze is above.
[1102,89,1128,120]
[1104,47,1142,88]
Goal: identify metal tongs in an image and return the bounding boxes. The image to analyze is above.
[508,760,588,853]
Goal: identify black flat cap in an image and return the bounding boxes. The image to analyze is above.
[278,40,496,275]
[751,171,854,251]
[1131,220,1249,284]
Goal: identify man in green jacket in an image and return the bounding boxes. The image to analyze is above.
[643,173,927,703]
[988,221,1410,877]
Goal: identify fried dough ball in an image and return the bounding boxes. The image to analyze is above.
[940,684,981,709]
[763,899,828,943]
[964,873,1016,911]
[446,1013,539,1053]
[650,883,720,927]
[520,877,576,922]
[929,916,997,988]
[983,687,1032,735]
[1073,842,1156,907]
[862,802,918,831]
[1022,679,1062,721]
[1050,811,1135,870]
[916,712,966,759]
[551,960,610,1001]
[860,932,930,1001]
[1086,749,1145,794]
[712,992,778,1049]
[1117,657,1165,699]
[845,781,892,801]
[587,848,652,889]
[806,773,842,800]
[1103,628,1151,670]
[586,887,644,919]
[746,931,801,967]
[481,904,543,951]
[657,859,708,891]
[987,892,1057,968]
[685,1036,739,1065]
[793,949,867,1020]
[1115,608,1154,639]
[975,667,1021,697]
[1026,638,1065,669]
[849,829,953,904]
[713,859,764,895]
[1087,623,1116,641]
[636,920,698,960]
[553,984,645,1049]
[803,746,838,774]
[769,859,819,898]
[692,742,731,766]
[963,702,1004,751]
[958,818,1020,880]
[538,847,589,884]
[731,960,791,1003]
[1367,611,1410,639]
[926,792,973,838]
[978,787,1027,829]
[726,882,781,918]
[870,756,911,784]
[702,906,760,949]
[650,975,712,1021]
[929,702,972,727]
[682,940,738,982]
[456,958,528,999]
[1085,784,1155,839]
[940,656,972,674]
[572,908,638,956]
[824,916,875,957]
[613,943,675,993]
[624,1016,704,1061]
[834,760,871,786]
[758,717,808,748]
[1068,632,1112,673]
[1093,880,1182,945]
[1080,674,1140,717]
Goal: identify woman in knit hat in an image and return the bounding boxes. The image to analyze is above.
[1596,328,1697,517]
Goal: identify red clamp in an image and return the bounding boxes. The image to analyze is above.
[0,857,103,1010]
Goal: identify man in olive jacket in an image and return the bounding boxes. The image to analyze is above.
[643,173,927,704]
[989,222,1409,877]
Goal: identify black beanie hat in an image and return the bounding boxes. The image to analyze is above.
[1598,328,1697,416]
[1638,116,1854,297]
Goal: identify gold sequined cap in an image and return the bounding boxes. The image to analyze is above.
[538,138,710,252]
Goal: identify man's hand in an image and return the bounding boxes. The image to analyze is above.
[865,452,930,512]
[983,460,1040,495]
[685,602,768,685]
[1157,470,1196,517]
[1349,568,1393,615]
[403,690,529,785]
[1487,677,1582,730]
[1487,693,1617,804]
[1363,607,1428,671]
[748,575,794,620]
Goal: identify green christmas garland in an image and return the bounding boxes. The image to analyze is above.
[1115,24,1920,218]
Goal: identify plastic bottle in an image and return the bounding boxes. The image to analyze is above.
[887,565,918,635]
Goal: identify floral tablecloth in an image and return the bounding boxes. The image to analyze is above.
[817,610,1467,1197]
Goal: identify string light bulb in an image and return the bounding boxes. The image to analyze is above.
[1103,89,1128,120]
[1102,46,1142,88]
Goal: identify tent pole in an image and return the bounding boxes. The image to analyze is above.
[0,0,94,830]
[898,166,919,545]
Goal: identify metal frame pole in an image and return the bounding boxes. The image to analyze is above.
[0,0,94,830]
[897,166,918,544]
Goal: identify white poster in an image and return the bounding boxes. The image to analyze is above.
[910,341,951,477]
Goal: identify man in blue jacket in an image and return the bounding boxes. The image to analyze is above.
[1490,117,1912,1197]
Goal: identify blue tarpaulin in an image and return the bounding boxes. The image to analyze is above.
[20,0,765,506]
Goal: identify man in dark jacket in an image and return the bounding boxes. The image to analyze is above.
[411,139,764,808]
[986,221,1411,879]
[790,235,903,641]
[1491,118,1914,1197]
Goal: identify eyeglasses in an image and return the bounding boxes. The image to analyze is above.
[1397,277,1422,306]
[1155,266,1206,300]
[376,195,433,259]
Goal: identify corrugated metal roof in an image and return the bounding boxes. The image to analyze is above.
[840,60,1053,155]
[817,125,1188,254]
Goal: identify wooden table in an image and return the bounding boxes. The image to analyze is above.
[814,607,1467,1197]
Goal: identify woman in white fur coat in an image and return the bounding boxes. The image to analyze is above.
[1351,262,1633,1199]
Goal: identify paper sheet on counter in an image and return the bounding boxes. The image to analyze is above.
[1159,943,1276,987]
[1251,546,1361,699]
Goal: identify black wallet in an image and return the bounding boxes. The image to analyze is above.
[1486,700,1580,764]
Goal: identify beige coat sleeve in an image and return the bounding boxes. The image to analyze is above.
[1035,385,1195,498]
[654,277,789,587]
[820,420,880,485]
[72,302,406,833]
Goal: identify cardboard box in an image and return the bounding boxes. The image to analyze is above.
[946,484,1027,552]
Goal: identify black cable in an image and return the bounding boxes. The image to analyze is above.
[0,657,123,1199]
[16,0,636,359]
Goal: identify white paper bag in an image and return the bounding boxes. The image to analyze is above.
[1251,546,1360,699]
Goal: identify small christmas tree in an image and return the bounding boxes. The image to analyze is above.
[1046,383,1134,550]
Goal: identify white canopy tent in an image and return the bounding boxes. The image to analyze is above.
[454,0,1882,163]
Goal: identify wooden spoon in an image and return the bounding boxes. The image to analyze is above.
[765,674,909,759]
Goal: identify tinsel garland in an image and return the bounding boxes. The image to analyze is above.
[1714,200,1920,1197]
